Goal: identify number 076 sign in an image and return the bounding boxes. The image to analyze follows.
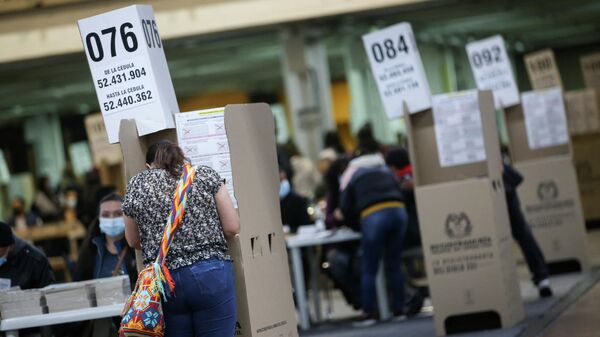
[362,23,432,118]
[78,5,178,144]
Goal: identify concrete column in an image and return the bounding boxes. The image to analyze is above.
[24,114,66,187]
[280,28,335,160]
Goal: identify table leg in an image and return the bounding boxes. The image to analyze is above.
[308,246,322,323]
[5,330,19,337]
[291,247,310,330]
[376,260,391,320]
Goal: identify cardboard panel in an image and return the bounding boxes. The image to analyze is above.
[405,90,502,186]
[224,104,298,337]
[416,178,524,336]
[564,89,600,136]
[572,134,600,221]
[515,156,589,269]
[504,105,570,163]
[118,104,297,337]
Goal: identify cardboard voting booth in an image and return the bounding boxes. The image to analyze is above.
[405,90,524,336]
[118,104,298,337]
[504,88,589,271]
[564,88,600,222]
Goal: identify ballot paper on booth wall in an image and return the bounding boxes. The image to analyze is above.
[432,90,486,167]
[466,35,519,109]
[362,22,432,118]
[78,5,178,144]
[521,87,569,150]
[175,108,238,208]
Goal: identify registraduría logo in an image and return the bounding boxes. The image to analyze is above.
[445,212,472,239]
[537,180,559,202]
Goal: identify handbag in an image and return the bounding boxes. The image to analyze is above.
[119,163,197,337]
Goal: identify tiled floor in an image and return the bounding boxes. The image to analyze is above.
[299,228,600,337]
[539,281,600,337]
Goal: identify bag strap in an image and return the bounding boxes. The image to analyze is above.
[155,162,197,266]
[112,246,129,277]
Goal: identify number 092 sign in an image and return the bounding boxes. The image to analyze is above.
[362,23,432,118]
[466,35,519,109]
[78,5,178,144]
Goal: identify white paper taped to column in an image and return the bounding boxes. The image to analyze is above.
[466,35,519,109]
[362,22,432,118]
[175,108,237,208]
[433,90,486,167]
[522,87,569,150]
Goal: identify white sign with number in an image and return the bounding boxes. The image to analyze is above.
[581,52,600,89]
[78,5,178,144]
[362,22,431,118]
[466,35,519,109]
[522,87,569,150]
[432,90,486,167]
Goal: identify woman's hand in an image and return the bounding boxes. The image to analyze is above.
[215,185,240,238]
[124,215,142,249]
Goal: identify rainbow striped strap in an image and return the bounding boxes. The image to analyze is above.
[152,162,197,296]
[156,162,197,264]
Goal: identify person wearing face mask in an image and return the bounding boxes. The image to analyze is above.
[7,196,42,231]
[0,220,55,290]
[279,167,312,234]
[74,193,137,285]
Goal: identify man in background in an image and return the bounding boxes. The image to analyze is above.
[0,221,54,290]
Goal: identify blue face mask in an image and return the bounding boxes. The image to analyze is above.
[99,217,125,238]
[0,256,7,267]
[279,179,291,198]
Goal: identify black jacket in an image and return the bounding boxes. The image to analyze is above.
[0,237,54,289]
[340,166,404,227]
[280,192,312,233]
[503,163,524,195]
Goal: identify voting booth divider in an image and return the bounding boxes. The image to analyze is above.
[564,88,600,223]
[504,94,589,272]
[117,104,298,337]
[405,91,524,336]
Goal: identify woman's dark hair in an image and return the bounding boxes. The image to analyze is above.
[146,140,186,176]
[356,123,380,155]
[385,146,410,169]
[324,131,345,154]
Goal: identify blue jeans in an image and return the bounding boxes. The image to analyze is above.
[163,259,236,337]
[360,207,408,315]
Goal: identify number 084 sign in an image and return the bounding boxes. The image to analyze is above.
[78,5,178,144]
[362,23,432,118]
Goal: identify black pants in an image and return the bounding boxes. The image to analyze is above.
[506,192,549,284]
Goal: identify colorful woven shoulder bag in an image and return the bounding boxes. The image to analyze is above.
[120,163,197,337]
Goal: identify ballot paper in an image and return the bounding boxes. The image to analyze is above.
[43,283,94,313]
[522,87,569,150]
[175,108,238,208]
[0,289,45,319]
[87,275,130,306]
[432,90,487,167]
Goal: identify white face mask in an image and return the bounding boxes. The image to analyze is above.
[99,217,125,238]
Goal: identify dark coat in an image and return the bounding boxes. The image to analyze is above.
[280,192,312,233]
[0,237,55,289]
[74,235,138,288]
[340,166,404,229]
